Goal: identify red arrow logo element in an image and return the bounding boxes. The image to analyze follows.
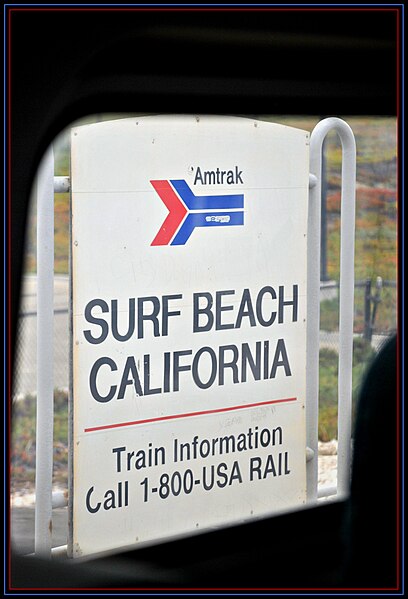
[150,180,187,246]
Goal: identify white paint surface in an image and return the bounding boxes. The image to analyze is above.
[70,115,309,558]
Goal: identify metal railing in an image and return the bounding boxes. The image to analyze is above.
[308,118,356,502]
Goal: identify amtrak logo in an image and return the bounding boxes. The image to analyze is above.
[151,179,244,246]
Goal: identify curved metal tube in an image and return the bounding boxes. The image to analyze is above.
[308,118,356,502]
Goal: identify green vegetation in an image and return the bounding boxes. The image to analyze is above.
[11,389,69,488]
[11,394,36,484]
[319,338,376,441]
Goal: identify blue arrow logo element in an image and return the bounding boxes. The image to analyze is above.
[156,179,245,245]
[171,211,244,245]
[170,180,244,211]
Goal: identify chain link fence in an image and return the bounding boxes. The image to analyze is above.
[320,278,397,355]
[12,275,69,400]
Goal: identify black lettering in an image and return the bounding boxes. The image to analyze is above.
[137,296,160,338]
[263,340,269,379]
[270,338,292,378]
[272,426,283,446]
[193,292,214,332]
[83,299,109,344]
[219,435,236,454]
[194,166,204,184]
[162,294,182,336]
[89,357,117,402]
[285,452,291,474]
[163,352,171,393]
[249,457,262,481]
[216,290,234,330]
[194,166,244,185]
[260,429,271,447]
[264,454,277,477]
[216,463,229,488]
[202,465,214,491]
[143,355,162,395]
[256,286,277,327]
[112,446,126,473]
[103,489,115,510]
[192,346,217,389]
[199,439,211,458]
[118,356,143,399]
[86,486,101,513]
[242,341,261,382]
[278,285,298,323]
[230,461,243,484]
[235,165,244,184]
[111,298,135,342]
[173,350,192,392]
[219,344,239,385]
[236,288,256,329]
[127,451,135,470]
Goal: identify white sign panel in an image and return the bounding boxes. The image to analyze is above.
[70,115,309,558]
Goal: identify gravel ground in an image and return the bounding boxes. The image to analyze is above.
[317,439,338,487]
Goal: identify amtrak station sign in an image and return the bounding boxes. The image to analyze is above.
[69,115,309,558]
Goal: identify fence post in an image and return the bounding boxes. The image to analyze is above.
[370,276,383,335]
[35,146,54,557]
[364,278,372,342]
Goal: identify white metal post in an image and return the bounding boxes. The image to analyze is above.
[306,153,321,503]
[308,118,356,502]
[35,145,55,557]
[335,120,356,499]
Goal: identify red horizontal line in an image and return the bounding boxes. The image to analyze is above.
[84,397,297,433]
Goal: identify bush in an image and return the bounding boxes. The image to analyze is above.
[318,338,376,441]
[320,298,339,332]
[11,388,69,487]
